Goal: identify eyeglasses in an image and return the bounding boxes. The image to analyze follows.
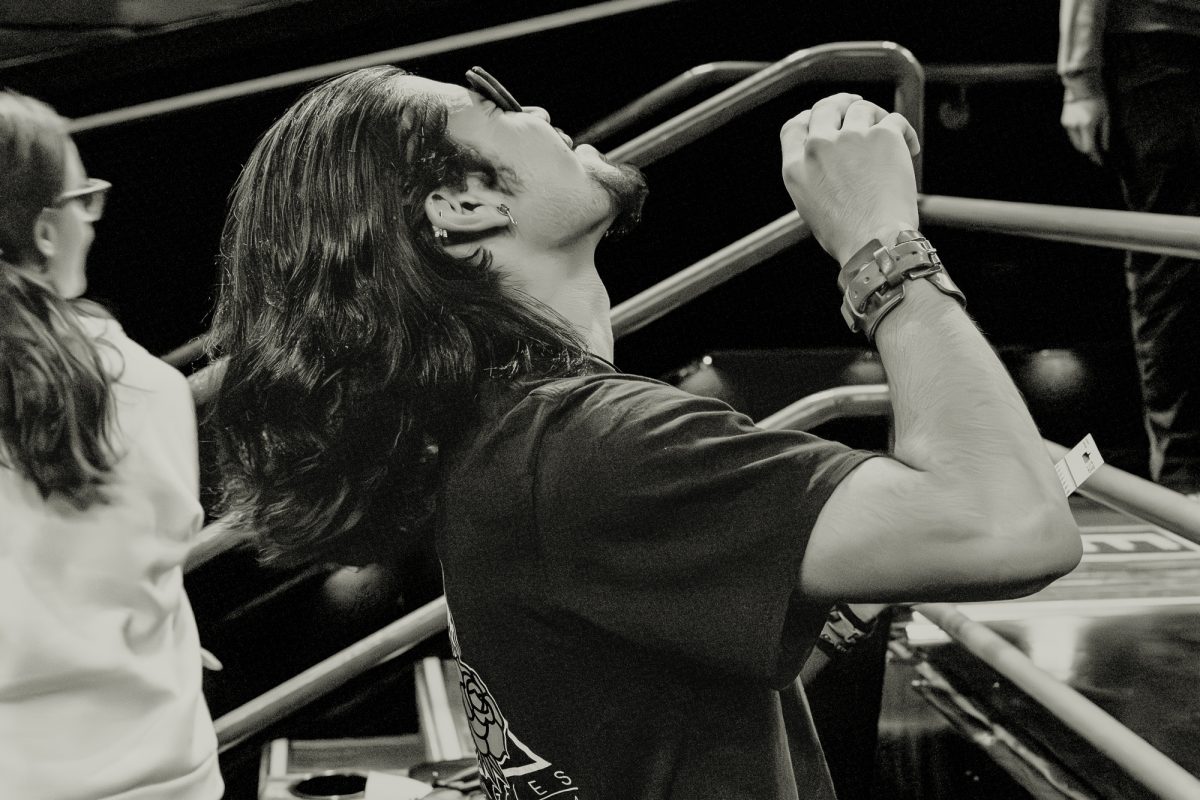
[464,66,522,112]
[51,177,112,222]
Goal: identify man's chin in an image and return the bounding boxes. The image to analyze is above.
[585,157,648,243]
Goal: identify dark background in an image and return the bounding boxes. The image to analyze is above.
[0,0,1143,463]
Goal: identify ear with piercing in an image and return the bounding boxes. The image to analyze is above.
[497,204,517,229]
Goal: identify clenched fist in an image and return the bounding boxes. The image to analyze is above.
[781,94,921,266]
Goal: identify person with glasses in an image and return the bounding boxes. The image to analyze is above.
[207,67,1080,799]
[0,90,223,800]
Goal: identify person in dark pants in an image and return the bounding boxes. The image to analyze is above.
[1059,0,1200,494]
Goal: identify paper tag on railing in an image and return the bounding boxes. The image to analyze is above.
[1055,434,1103,496]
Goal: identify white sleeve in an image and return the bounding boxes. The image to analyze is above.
[1058,0,1110,99]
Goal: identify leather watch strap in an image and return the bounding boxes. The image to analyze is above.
[837,230,966,342]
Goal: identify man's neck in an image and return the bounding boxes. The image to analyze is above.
[519,247,614,361]
[542,267,614,362]
[493,229,615,361]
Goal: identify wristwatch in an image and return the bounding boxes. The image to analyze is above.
[837,230,966,342]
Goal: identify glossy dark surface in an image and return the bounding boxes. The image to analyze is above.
[907,497,1200,796]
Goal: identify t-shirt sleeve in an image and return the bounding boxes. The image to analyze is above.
[526,376,878,688]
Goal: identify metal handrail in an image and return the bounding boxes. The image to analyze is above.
[610,200,1200,341]
[186,357,225,412]
[214,595,449,750]
[773,383,1200,795]
[1044,440,1200,544]
[607,41,925,181]
[611,212,812,338]
[579,60,1056,146]
[758,384,892,432]
[761,383,1200,544]
[576,61,766,145]
[191,195,1200,568]
[162,335,207,369]
[66,0,686,133]
[185,202,1200,401]
[914,603,1200,800]
[921,195,1200,260]
[183,519,247,573]
[924,63,1057,84]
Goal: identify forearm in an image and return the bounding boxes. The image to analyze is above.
[874,279,1065,516]
[783,95,1081,601]
[1059,0,1109,98]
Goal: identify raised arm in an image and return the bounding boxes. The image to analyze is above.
[782,94,1081,604]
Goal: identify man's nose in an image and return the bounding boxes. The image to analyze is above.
[522,105,551,124]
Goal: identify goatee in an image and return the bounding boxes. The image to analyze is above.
[589,158,648,242]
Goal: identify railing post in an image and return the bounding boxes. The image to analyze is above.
[606,41,925,185]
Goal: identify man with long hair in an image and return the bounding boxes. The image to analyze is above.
[209,67,1081,799]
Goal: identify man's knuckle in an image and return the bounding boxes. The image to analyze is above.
[806,135,833,155]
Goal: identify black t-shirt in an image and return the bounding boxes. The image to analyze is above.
[437,360,876,800]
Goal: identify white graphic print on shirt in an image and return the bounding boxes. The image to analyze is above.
[448,611,581,800]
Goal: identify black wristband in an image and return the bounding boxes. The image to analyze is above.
[816,602,880,656]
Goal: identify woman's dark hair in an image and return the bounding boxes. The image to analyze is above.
[209,66,588,566]
[0,90,115,509]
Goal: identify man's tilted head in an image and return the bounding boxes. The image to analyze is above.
[208,65,637,566]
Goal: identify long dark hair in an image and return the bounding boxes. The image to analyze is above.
[0,90,115,509]
[209,67,588,566]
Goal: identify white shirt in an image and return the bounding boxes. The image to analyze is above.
[0,315,223,800]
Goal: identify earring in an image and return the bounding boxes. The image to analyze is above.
[433,226,449,240]
[497,204,517,229]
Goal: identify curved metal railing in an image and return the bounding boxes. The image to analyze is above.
[214,596,449,751]
[610,201,1200,340]
[767,383,1200,797]
[606,41,925,181]
[915,603,1200,800]
[761,383,1200,544]
[575,61,767,145]
[66,0,687,133]
[578,60,1056,146]
[610,212,812,339]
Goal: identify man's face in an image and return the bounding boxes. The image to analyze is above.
[396,74,645,247]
